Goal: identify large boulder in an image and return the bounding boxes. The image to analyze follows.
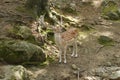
[0,40,46,64]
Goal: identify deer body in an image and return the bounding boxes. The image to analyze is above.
[54,27,79,63]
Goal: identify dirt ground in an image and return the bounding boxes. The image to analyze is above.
[30,21,120,80]
[0,0,120,80]
[29,3,120,80]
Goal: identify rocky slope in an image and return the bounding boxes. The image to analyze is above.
[0,0,120,80]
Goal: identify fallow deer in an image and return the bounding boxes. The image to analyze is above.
[52,15,79,63]
[53,25,79,63]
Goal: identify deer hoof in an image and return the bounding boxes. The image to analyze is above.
[59,60,62,63]
[64,60,67,63]
[71,54,74,57]
[74,54,78,57]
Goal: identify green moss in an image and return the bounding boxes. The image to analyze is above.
[7,25,38,45]
[0,40,46,64]
[39,56,55,67]
[102,1,118,15]
[101,1,120,20]
[47,31,54,42]
[98,36,115,46]
[107,11,119,20]
[80,24,94,31]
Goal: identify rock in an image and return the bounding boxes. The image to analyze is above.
[81,76,101,80]
[80,67,120,80]
[61,73,70,80]
[7,25,37,44]
[106,62,112,66]
[0,68,5,79]
[116,9,120,17]
[80,24,93,31]
[82,0,91,3]
[114,54,120,58]
[107,12,120,20]
[0,12,6,18]
[88,67,120,80]
[92,0,103,8]
[8,26,31,39]
[0,65,35,80]
[69,2,76,11]
[0,40,46,64]
[71,64,78,70]
[109,71,120,79]
[101,0,119,20]
[98,36,114,46]
[73,71,78,75]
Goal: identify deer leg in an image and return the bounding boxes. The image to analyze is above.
[71,45,75,57]
[75,42,78,57]
[59,48,62,63]
[64,47,67,63]
[71,42,76,57]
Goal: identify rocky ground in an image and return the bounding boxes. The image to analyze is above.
[0,0,120,80]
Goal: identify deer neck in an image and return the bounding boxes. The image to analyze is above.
[54,32,62,44]
[55,32,61,39]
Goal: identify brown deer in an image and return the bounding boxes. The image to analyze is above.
[53,17,79,63]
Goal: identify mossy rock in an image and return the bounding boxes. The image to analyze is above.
[102,0,117,14]
[106,11,120,20]
[98,36,115,46]
[101,0,120,20]
[116,8,120,17]
[80,24,94,31]
[1,65,34,80]
[8,25,32,39]
[7,25,38,44]
[0,40,46,64]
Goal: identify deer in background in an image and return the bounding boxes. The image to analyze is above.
[53,16,79,63]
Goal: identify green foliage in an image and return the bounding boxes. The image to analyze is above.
[47,31,54,43]
[39,56,55,67]
[98,36,115,46]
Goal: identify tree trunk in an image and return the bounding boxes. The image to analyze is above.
[25,0,57,24]
[25,0,48,16]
